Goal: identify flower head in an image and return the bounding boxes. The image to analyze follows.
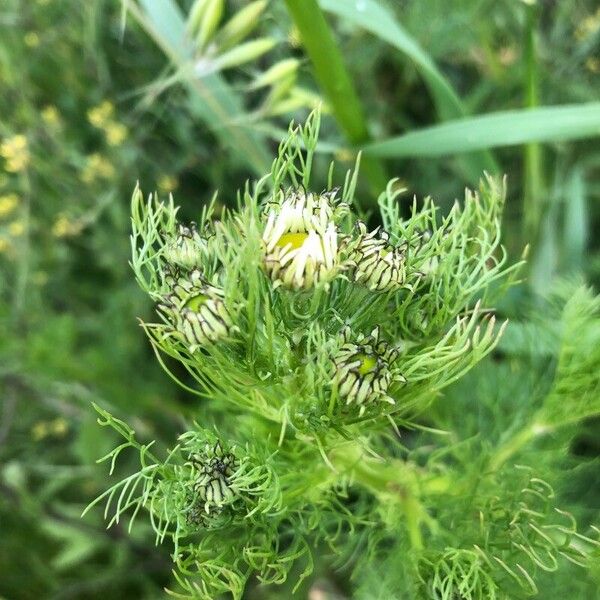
[159,269,234,351]
[158,174,178,193]
[350,222,409,292]
[332,326,404,415]
[262,188,348,289]
[52,213,83,238]
[8,221,24,237]
[41,105,60,126]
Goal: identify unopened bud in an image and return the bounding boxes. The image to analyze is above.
[250,59,299,90]
[214,38,276,71]
[217,0,267,50]
[267,88,328,116]
[186,0,210,36]
[196,0,224,51]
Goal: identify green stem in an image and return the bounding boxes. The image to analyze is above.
[523,3,543,245]
[12,170,31,326]
[283,0,388,198]
[403,495,424,550]
[330,443,425,550]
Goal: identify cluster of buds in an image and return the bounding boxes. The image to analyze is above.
[187,0,274,75]
[158,269,234,352]
[155,187,412,413]
[332,327,405,415]
[261,188,349,289]
[185,0,321,116]
[261,188,412,294]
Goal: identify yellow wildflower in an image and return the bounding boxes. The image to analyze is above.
[334,148,355,163]
[575,9,600,40]
[1,134,30,173]
[87,101,115,128]
[586,57,600,73]
[50,417,69,437]
[104,121,128,146]
[0,193,19,217]
[41,105,60,126]
[52,213,83,237]
[80,153,115,183]
[158,174,179,193]
[31,418,68,440]
[8,221,25,237]
[31,421,49,441]
[24,32,40,48]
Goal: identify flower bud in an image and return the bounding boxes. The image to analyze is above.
[261,188,348,289]
[196,0,224,51]
[251,59,299,90]
[186,0,210,36]
[332,327,404,415]
[158,269,234,351]
[213,38,276,71]
[267,87,327,116]
[163,222,207,270]
[350,221,409,292]
[217,0,267,50]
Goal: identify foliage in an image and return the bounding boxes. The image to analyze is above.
[86,113,599,598]
[1,0,600,598]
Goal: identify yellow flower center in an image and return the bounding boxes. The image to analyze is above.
[184,293,209,312]
[275,232,308,250]
[356,353,377,375]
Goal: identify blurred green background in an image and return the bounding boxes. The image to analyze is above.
[0,0,599,598]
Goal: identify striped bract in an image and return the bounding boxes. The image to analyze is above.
[350,221,408,292]
[332,327,404,415]
[159,269,233,350]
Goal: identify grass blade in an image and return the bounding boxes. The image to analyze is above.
[320,0,463,121]
[362,104,600,158]
[320,0,497,177]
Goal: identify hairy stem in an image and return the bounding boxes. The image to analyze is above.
[330,442,426,550]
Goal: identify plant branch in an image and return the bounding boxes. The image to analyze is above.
[330,442,426,550]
